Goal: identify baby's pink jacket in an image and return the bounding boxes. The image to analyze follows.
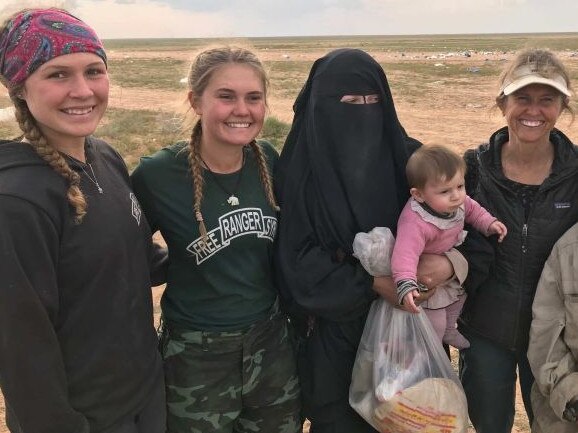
[391,195,497,284]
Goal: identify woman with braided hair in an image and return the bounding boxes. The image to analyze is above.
[0,7,167,433]
[131,46,301,433]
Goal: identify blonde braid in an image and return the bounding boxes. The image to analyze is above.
[187,121,208,238]
[249,140,279,212]
[11,91,87,223]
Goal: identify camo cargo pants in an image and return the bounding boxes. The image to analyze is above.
[160,311,302,433]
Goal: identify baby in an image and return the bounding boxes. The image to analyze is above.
[392,145,507,349]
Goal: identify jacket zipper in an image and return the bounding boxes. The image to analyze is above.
[510,211,527,350]
[521,223,528,254]
[513,195,539,349]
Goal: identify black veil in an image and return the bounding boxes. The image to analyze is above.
[275,48,420,320]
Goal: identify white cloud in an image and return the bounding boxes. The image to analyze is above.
[1,0,78,18]
[1,0,576,38]
[74,0,230,38]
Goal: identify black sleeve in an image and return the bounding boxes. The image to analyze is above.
[149,242,168,287]
[0,196,89,433]
[276,186,376,322]
[131,162,159,232]
[458,148,495,295]
[283,235,376,321]
[131,162,169,286]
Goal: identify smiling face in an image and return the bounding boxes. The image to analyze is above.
[191,63,266,150]
[20,52,109,151]
[499,83,564,146]
[411,170,467,215]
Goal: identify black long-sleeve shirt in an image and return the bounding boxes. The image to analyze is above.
[0,138,164,433]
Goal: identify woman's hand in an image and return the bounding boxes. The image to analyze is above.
[413,286,437,306]
[373,275,437,310]
[417,253,456,289]
[372,276,397,305]
[373,250,462,309]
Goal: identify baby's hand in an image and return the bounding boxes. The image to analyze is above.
[401,290,420,314]
[489,220,507,242]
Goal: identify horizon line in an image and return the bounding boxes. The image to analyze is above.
[102,31,578,41]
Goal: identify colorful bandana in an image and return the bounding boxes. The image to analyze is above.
[0,8,107,87]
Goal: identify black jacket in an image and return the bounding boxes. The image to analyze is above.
[459,127,578,351]
[0,138,164,433]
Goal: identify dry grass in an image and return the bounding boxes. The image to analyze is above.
[2,33,578,432]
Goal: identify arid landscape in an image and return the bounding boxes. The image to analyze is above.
[1,32,578,433]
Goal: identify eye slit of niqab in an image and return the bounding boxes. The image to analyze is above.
[340,94,380,104]
[364,94,379,104]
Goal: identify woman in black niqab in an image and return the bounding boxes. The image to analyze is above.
[274,49,420,432]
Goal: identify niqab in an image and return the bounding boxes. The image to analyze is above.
[275,48,419,320]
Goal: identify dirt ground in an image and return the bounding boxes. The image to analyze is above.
[104,48,577,153]
[1,48,576,150]
[102,49,507,152]
[2,45,576,433]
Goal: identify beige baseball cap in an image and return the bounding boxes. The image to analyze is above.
[500,64,571,97]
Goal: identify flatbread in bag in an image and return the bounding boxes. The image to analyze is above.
[373,377,468,433]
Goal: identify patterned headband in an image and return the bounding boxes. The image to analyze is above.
[0,8,107,87]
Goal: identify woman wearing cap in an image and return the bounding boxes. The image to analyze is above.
[458,49,578,433]
[0,8,166,433]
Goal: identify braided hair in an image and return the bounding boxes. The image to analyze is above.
[186,46,279,238]
[6,82,88,223]
[0,8,108,223]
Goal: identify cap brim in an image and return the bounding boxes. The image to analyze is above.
[502,76,571,97]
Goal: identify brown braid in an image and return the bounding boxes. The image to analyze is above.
[10,88,87,223]
[187,121,208,238]
[185,46,274,234]
[249,140,279,212]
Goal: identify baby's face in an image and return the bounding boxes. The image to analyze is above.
[415,171,466,215]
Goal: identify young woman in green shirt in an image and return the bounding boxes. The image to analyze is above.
[132,46,301,433]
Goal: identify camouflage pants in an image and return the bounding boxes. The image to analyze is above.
[160,311,302,433]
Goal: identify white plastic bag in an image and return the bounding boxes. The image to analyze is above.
[352,227,395,276]
[349,299,468,433]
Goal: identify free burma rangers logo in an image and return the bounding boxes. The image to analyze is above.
[187,207,277,264]
[130,193,142,225]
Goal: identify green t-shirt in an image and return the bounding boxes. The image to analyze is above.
[132,141,278,331]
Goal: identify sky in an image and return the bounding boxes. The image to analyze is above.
[1,0,578,39]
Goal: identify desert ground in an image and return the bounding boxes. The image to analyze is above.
[1,33,578,433]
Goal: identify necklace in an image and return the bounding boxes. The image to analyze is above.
[200,151,245,206]
[63,153,104,194]
[81,162,104,194]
